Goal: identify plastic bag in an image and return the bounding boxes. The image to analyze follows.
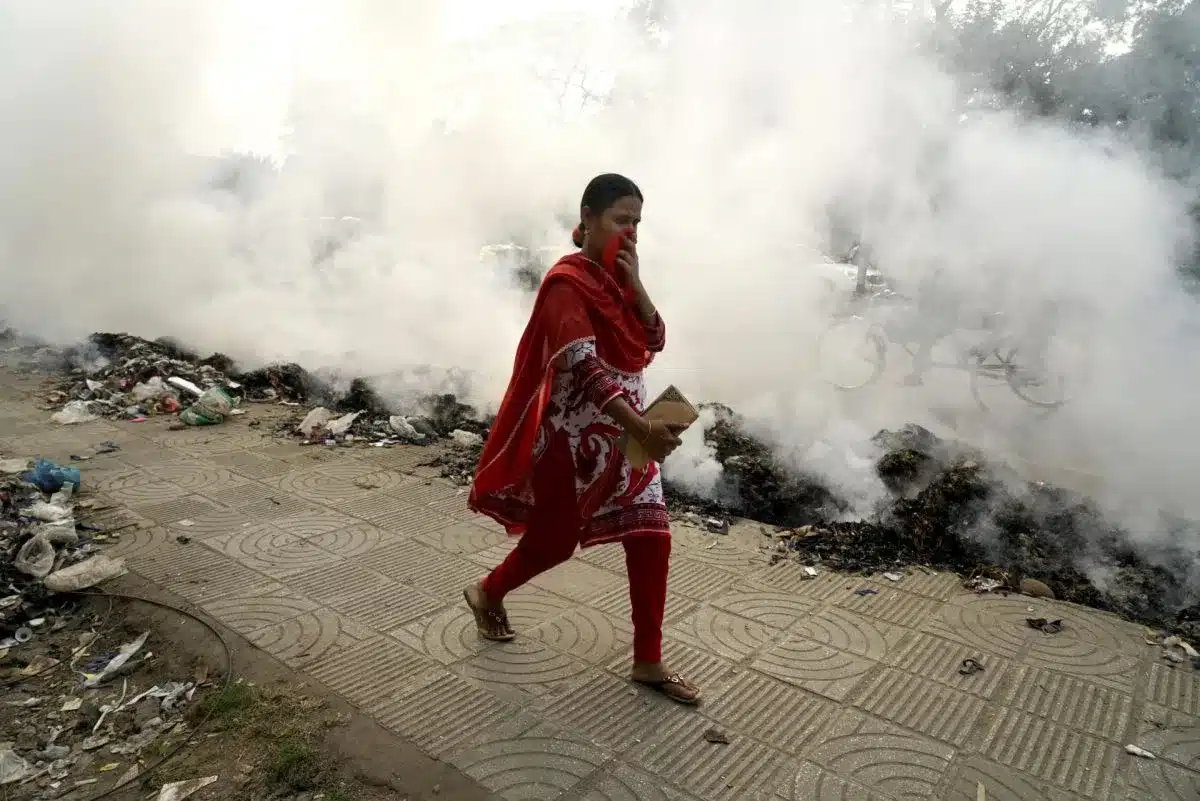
[327,411,362,436]
[44,555,127,592]
[451,429,483,447]
[52,401,99,425]
[14,534,55,578]
[298,407,334,436]
[131,377,171,402]
[0,750,31,785]
[180,387,235,426]
[388,416,426,443]
[0,458,30,475]
[22,459,82,493]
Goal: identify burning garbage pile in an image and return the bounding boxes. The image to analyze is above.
[665,403,850,528]
[42,333,262,427]
[27,331,498,446]
[289,386,492,449]
[665,414,1200,637]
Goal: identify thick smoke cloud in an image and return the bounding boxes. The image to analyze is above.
[0,1,1197,529]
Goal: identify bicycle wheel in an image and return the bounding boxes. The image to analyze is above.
[816,316,887,390]
[968,344,1071,409]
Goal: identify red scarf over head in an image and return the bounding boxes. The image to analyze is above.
[469,240,650,532]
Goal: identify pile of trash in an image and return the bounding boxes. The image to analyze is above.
[740,422,1200,638]
[2,458,128,656]
[1,617,208,799]
[664,403,848,528]
[34,330,499,445]
[289,391,492,450]
[41,333,270,427]
[427,430,486,485]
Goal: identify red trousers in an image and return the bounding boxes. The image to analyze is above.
[481,440,670,663]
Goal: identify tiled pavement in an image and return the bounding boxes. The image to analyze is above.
[1,370,1197,801]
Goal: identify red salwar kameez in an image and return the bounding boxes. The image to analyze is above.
[469,251,671,663]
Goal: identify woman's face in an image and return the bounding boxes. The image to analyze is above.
[585,195,642,250]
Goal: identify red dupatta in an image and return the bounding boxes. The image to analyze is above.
[469,241,650,533]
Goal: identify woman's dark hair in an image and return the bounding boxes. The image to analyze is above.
[573,173,643,247]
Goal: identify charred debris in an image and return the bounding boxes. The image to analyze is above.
[669,413,1199,638]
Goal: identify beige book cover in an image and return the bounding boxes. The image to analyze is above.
[618,384,700,470]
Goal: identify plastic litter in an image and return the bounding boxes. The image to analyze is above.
[1162,635,1200,659]
[0,457,31,474]
[44,554,128,592]
[81,734,111,751]
[83,630,149,687]
[14,534,55,578]
[802,566,819,578]
[52,400,99,425]
[966,577,1003,593]
[883,572,905,582]
[451,429,483,447]
[180,386,236,426]
[388,415,426,443]
[854,587,879,596]
[1125,744,1155,759]
[327,411,362,436]
[0,750,32,785]
[156,775,219,801]
[131,377,173,402]
[705,518,730,534]
[122,682,196,714]
[298,407,334,436]
[167,376,203,397]
[22,459,81,492]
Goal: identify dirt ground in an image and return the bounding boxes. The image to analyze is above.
[1,575,495,801]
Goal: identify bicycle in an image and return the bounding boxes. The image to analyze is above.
[815,289,1083,410]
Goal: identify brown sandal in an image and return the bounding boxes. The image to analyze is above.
[634,673,701,705]
[463,585,515,642]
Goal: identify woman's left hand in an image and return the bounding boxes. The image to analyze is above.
[613,239,640,286]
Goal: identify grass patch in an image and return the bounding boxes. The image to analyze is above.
[195,679,257,729]
[267,737,329,792]
[190,680,350,797]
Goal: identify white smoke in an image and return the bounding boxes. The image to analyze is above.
[0,0,1197,531]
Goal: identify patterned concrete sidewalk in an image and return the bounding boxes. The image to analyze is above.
[1,370,1196,801]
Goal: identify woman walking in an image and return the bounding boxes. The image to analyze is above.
[466,173,700,704]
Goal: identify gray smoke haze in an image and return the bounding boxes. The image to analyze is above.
[1,1,1197,531]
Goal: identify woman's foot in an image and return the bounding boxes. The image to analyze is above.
[463,582,515,641]
[631,661,701,705]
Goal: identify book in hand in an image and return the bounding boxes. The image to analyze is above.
[618,384,700,470]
